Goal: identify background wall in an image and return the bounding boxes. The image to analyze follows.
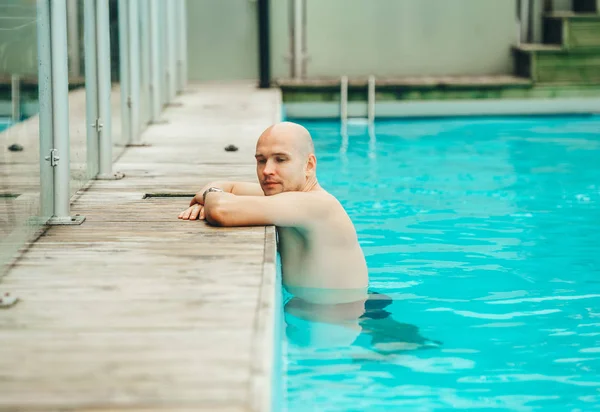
[187,0,521,81]
[303,0,517,78]
[186,0,259,82]
[2,1,593,83]
[0,0,38,76]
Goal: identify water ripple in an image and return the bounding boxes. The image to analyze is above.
[458,374,600,387]
[486,294,600,305]
[426,307,561,320]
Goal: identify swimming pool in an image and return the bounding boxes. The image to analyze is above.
[279,116,600,411]
[0,118,11,133]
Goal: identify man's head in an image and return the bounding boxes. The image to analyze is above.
[255,122,317,195]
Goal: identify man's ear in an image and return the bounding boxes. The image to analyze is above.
[305,154,317,177]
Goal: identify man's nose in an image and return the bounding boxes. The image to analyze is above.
[263,160,276,175]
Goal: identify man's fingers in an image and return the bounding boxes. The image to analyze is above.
[181,206,193,220]
[180,202,205,221]
[189,204,201,220]
[189,193,202,207]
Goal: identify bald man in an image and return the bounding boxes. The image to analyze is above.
[179,122,369,305]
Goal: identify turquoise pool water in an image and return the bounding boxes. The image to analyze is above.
[281,116,600,411]
[0,118,11,132]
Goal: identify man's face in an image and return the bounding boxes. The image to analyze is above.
[255,139,308,196]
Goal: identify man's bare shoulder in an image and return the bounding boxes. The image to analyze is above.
[263,189,343,224]
[272,189,340,207]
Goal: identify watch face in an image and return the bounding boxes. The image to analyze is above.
[204,187,223,202]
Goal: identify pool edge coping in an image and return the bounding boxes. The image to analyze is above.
[249,88,282,412]
[283,97,600,119]
[249,226,278,412]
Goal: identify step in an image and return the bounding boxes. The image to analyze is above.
[544,12,600,49]
[276,75,532,89]
[513,44,600,84]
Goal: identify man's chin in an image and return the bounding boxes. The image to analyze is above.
[262,185,283,196]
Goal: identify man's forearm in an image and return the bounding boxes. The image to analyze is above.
[198,181,263,203]
[204,181,236,194]
[230,182,265,196]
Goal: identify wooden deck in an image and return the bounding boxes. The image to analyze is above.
[0,83,280,411]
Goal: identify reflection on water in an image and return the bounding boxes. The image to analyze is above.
[284,291,442,353]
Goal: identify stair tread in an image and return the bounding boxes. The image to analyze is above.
[545,11,600,19]
[515,44,563,52]
[516,43,600,53]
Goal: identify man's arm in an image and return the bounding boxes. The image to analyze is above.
[204,191,331,227]
[230,182,265,197]
[193,181,264,205]
[179,181,263,220]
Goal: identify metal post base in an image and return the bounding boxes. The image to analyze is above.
[48,215,86,225]
[96,171,126,180]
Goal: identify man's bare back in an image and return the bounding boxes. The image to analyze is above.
[178,122,369,304]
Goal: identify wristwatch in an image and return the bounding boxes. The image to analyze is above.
[203,187,224,203]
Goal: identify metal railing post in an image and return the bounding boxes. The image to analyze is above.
[159,0,168,106]
[166,0,177,101]
[118,0,130,145]
[49,0,84,224]
[292,0,303,79]
[139,0,151,126]
[128,0,141,143]
[36,0,55,219]
[51,0,71,220]
[340,75,348,123]
[149,0,162,121]
[84,0,99,178]
[367,75,375,124]
[11,75,20,123]
[177,0,187,93]
[67,0,81,77]
[96,0,124,178]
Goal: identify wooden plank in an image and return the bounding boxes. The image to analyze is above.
[537,50,600,82]
[570,19,600,47]
[544,13,600,49]
[512,44,600,84]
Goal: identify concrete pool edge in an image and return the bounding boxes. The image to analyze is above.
[249,88,282,412]
[284,98,600,119]
[249,226,279,412]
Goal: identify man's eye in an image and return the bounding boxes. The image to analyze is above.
[257,159,266,164]
[276,157,287,163]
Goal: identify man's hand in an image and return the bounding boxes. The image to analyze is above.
[178,182,220,220]
[177,181,263,221]
[178,203,205,220]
